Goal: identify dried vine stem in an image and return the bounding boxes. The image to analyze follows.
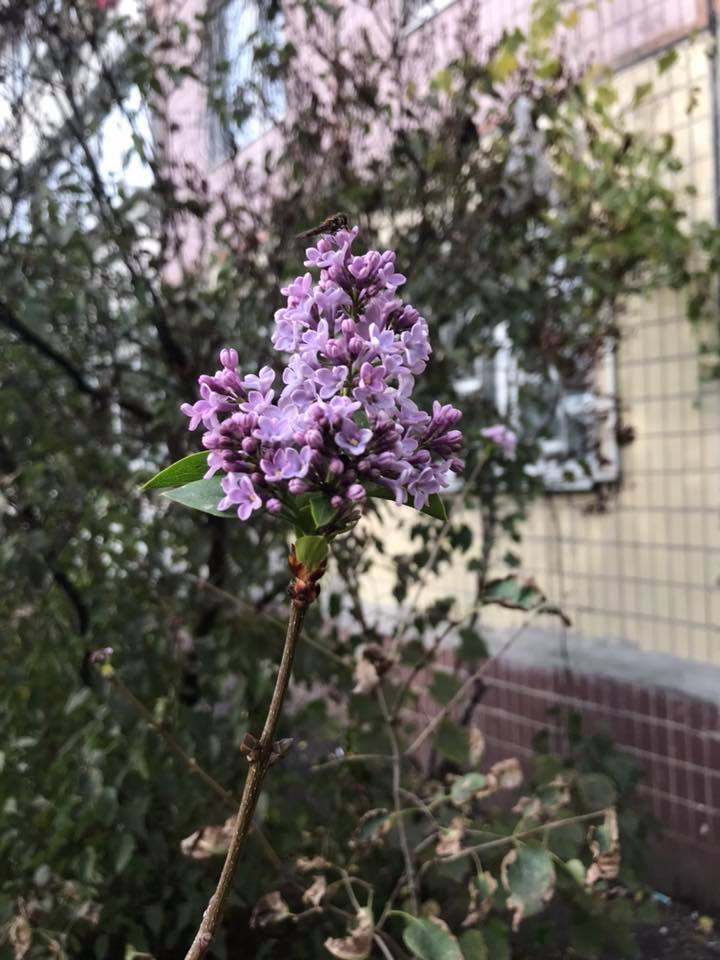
[184,596,307,959]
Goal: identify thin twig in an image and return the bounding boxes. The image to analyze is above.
[437,808,609,863]
[184,600,306,959]
[392,455,486,645]
[190,573,349,667]
[374,933,397,960]
[403,605,545,758]
[377,685,419,916]
[107,672,283,871]
[311,752,393,773]
[111,673,236,809]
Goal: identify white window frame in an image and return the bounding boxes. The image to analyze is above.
[207,0,285,167]
[454,326,620,493]
[401,0,458,33]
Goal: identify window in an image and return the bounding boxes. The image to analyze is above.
[207,0,285,166]
[401,0,458,32]
[454,328,620,493]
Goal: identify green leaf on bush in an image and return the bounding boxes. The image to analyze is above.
[459,930,488,960]
[162,478,229,517]
[482,576,544,611]
[430,671,461,705]
[142,452,208,491]
[434,718,468,766]
[113,833,136,874]
[501,843,556,929]
[295,535,329,571]
[458,627,489,661]
[577,772,617,810]
[482,920,510,960]
[403,918,463,960]
[564,858,586,885]
[367,485,447,521]
[450,773,488,806]
[309,494,337,529]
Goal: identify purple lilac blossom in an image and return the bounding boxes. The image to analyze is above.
[182,228,465,521]
[481,424,518,458]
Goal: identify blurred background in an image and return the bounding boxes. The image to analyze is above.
[1,0,719,958]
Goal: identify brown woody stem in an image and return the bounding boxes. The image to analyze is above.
[183,598,306,959]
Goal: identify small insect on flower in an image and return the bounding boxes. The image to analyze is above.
[295,212,350,240]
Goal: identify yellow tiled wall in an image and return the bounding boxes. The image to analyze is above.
[363,37,720,667]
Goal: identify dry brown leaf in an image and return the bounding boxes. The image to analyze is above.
[180,816,235,859]
[297,855,331,873]
[352,657,380,695]
[468,727,486,766]
[488,757,523,791]
[324,908,373,960]
[435,816,465,858]
[9,914,32,960]
[586,808,620,886]
[250,891,290,929]
[302,875,328,908]
[462,870,498,927]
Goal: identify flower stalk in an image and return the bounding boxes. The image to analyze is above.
[183,548,322,959]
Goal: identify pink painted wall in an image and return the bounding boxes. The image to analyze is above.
[157,0,707,279]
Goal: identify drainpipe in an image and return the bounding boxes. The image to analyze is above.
[708,0,720,226]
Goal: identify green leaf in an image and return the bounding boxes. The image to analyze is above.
[434,718,468,766]
[657,48,678,74]
[309,495,337,529]
[367,485,447,521]
[459,930,488,960]
[403,918,463,960]
[450,773,488,806]
[161,478,229,518]
[501,843,556,929]
[482,576,544,611]
[577,773,617,810]
[430,671,461,705]
[483,920,510,960]
[458,627,488,661]
[564,858,586,885]
[295,535,329,571]
[142,452,208,491]
[113,833,136,874]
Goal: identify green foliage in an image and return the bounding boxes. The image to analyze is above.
[0,0,700,957]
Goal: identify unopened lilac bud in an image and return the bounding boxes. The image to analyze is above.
[251,472,263,485]
[293,431,306,445]
[220,348,239,369]
[450,457,464,473]
[288,478,309,494]
[266,498,282,513]
[325,341,343,361]
[348,336,364,357]
[306,429,323,449]
[330,495,343,509]
[241,437,257,454]
[328,458,344,474]
[341,317,355,336]
[346,484,366,501]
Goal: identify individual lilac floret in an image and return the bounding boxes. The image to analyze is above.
[181,228,466,525]
[481,424,518,458]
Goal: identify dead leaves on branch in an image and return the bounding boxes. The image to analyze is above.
[180,817,234,859]
[586,807,621,886]
[352,643,395,695]
[250,891,291,929]
[324,908,374,960]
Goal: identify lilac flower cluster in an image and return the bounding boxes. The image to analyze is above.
[181,228,464,525]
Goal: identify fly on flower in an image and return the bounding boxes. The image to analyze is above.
[295,212,350,241]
